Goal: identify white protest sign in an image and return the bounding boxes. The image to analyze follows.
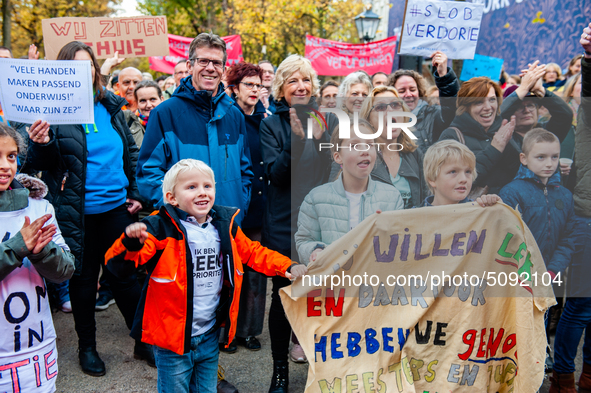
[0,58,94,125]
[398,0,484,59]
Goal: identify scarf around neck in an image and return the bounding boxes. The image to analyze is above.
[135,109,148,127]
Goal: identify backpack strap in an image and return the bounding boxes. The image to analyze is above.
[450,127,465,145]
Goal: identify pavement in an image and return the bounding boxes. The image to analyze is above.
[52,281,583,392]
[53,280,308,392]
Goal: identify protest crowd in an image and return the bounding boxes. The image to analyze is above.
[0,17,590,393]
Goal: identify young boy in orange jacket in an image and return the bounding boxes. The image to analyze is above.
[105,159,307,393]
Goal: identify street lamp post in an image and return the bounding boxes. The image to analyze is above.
[354,6,382,43]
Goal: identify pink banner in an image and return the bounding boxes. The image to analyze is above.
[149,34,243,74]
[305,34,397,76]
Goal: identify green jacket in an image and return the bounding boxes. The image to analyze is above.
[124,110,145,148]
[295,175,403,265]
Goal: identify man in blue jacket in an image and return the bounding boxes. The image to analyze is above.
[137,32,253,223]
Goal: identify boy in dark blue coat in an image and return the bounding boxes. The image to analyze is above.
[500,128,575,374]
[500,128,575,279]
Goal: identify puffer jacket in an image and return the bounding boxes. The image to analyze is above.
[259,97,338,259]
[0,176,75,283]
[329,148,429,209]
[105,204,293,355]
[234,98,267,230]
[499,165,575,275]
[295,175,403,264]
[414,68,460,152]
[574,57,591,217]
[13,90,143,271]
[137,76,253,223]
[439,112,517,193]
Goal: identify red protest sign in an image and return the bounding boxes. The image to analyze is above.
[305,35,397,76]
[149,34,244,74]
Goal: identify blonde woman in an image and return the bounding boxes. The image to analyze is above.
[259,54,338,393]
[543,62,566,91]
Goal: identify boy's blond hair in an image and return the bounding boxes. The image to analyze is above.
[522,128,560,156]
[424,140,478,194]
[162,159,216,202]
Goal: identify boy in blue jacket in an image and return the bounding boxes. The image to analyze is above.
[499,128,575,374]
[499,128,575,280]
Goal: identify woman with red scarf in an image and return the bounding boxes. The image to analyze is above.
[124,80,164,148]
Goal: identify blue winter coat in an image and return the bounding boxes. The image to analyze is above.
[499,165,575,275]
[137,76,254,223]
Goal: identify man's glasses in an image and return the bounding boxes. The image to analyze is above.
[175,70,190,76]
[371,100,404,112]
[262,70,275,75]
[190,57,224,69]
[240,82,263,90]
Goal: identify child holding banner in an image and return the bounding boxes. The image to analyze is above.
[422,139,501,207]
[0,123,75,393]
[295,119,404,264]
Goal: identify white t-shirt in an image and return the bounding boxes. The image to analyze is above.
[181,218,223,336]
[344,191,367,231]
[0,198,69,393]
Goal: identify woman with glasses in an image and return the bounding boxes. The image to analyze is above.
[220,62,269,353]
[500,61,573,182]
[360,86,429,208]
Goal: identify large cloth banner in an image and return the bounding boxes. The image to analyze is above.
[281,203,555,392]
[0,58,94,124]
[398,0,484,59]
[149,34,244,74]
[42,16,169,60]
[304,35,397,76]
